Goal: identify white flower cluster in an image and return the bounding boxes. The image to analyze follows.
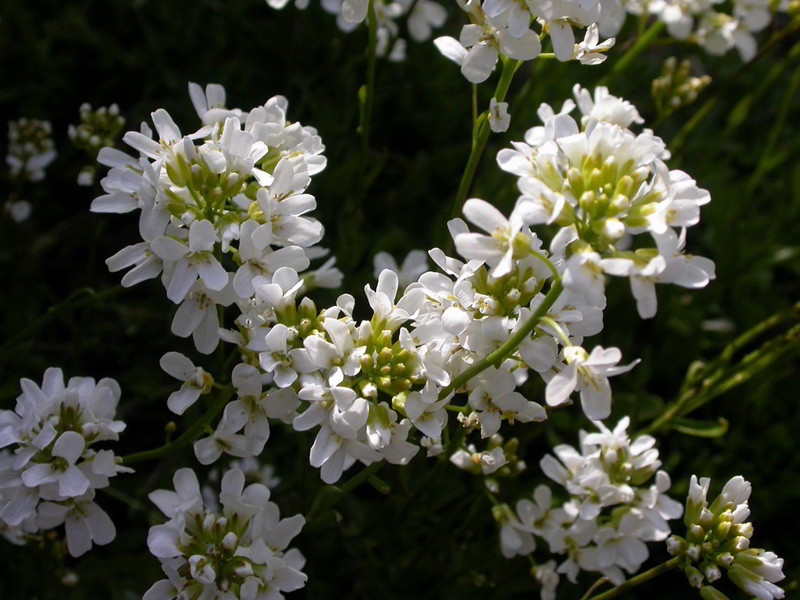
[68,103,126,186]
[668,475,786,600]
[266,0,448,61]
[91,84,715,489]
[497,84,715,319]
[145,467,306,600]
[637,0,790,61]
[92,82,336,356]
[435,2,616,83]
[0,368,131,557]
[498,418,682,597]
[6,118,57,183]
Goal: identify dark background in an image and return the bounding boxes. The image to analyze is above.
[1,0,799,598]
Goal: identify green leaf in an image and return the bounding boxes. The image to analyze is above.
[670,417,729,438]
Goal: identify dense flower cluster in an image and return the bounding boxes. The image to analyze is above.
[145,467,306,600]
[0,369,131,556]
[90,84,720,487]
[68,103,126,186]
[435,3,615,83]
[497,418,682,597]
[496,84,715,319]
[668,475,786,599]
[266,0,448,60]
[92,82,335,355]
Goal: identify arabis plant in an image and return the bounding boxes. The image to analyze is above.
[0,369,131,557]
[145,467,306,600]
[667,475,786,599]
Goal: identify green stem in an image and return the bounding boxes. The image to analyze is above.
[447,58,521,226]
[437,279,563,401]
[587,557,681,600]
[600,21,665,86]
[747,61,800,194]
[643,306,800,434]
[121,385,235,465]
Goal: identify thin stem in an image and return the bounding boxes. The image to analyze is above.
[747,60,800,194]
[437,279,563,401]
[580,577,610,600]
[121,385,235,465]
[599,21,665,86]
[448,58,522,226]
[587,557,681,600]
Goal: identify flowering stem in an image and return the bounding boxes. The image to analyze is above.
[599,20,664,86]
[448,58,522,226]
[437,278,563,401]
[121,385,235,465]
[579,577,610,600]
[587,557,681,600]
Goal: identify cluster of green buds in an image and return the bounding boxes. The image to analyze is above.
[178,511,254,593]
[652,58,711,120]
[165,146,251,223]
[565,154,660,253]
[7,118,56,183]
[667,475,785,600]
[68,103,125,185]
[470,258,549,317]
[360,326,424,399]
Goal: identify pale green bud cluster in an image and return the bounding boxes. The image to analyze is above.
[667,476,785,599]
[178,511,253,592]
[565,155,660,253]
[68,103,125,157]
[652,58,711,119]
[359,328,423,397]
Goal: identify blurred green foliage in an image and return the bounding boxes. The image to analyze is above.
[0,0,798,598]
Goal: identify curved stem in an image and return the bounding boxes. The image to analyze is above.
[447,58,522,226]
[587,557,681,600]
[121,385,235,465]
[437,279,563,402]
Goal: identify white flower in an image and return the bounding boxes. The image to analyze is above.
[488,98,511,133]
[151,220,228,303]
[145,467,307,600]
[159,352,213,415]
[37,491,116,558]
[572,24,615,65]
[467,368,546,437]
[0,369,128,557]
[454,198,538,278]
[187,81,243,126]
[545,346,638,420]
[405,381,449,438]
